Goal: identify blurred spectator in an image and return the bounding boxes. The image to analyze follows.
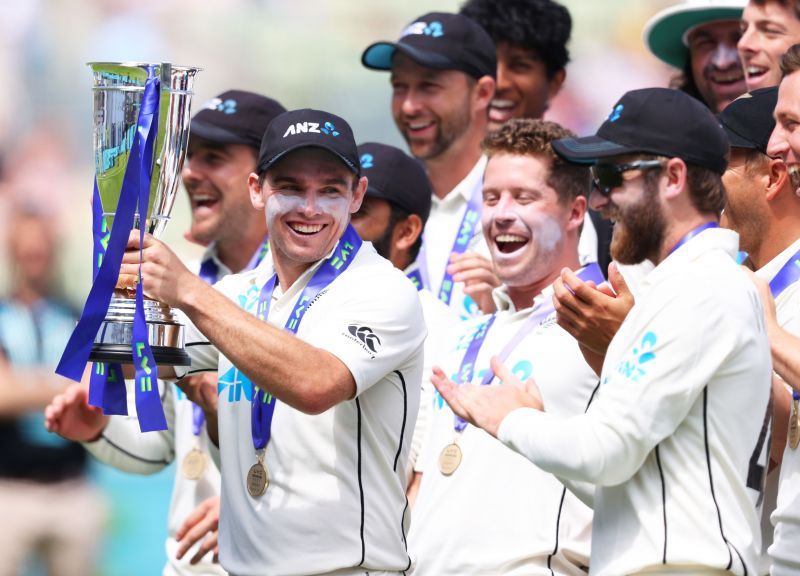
[0,204,105,576]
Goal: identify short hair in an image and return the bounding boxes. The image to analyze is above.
[482,118,590,204]
[460,0,571,78]
[639,154,726,216]
[750,0,800,20]
[781,43,800,76]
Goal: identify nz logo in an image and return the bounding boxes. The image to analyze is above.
[402,20,444,38]
[360,153,374,170]
[347,324,382,354]
[608,104,624,122]
[614,331,657,383]
[283,120,339,138]
[201,97,237,115]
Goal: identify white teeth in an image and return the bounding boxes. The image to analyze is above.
[409,122,433,130]
[491,99,515,109]
[496,234,526,243]
[746,66,767,75]
[290,224,323,233]
[191,194,216,203]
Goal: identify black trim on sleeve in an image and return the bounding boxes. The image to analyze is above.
[356,397,366,567]
[655,445,667,563]
[100,434,172,467]
[704,388,747,575]
[186,341,212,347]
[392,370,408,472]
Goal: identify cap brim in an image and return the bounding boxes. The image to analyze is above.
[551,136,635,165]
[190,120,253,146]
[643,3,745,69]
[261,144,360,175]
[362,41,457,71]
[718,121,760,151]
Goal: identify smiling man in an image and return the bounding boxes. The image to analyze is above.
[362,12,501,318]
[739,0,800,91]
[433,88,772,575]
[49,109,426,576]
[407,119,598,575]
[459,0,570,129]
[644,0,747,113]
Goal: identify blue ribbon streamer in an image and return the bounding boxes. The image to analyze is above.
[669,222,719,255]
[89,179,127,415]
[250,225,362,451]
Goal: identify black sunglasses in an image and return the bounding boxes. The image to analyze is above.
[590,160,665,196]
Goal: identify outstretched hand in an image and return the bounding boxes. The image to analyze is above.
[44,383,108,442]
[175,496,220,565]
[430,356,543,438]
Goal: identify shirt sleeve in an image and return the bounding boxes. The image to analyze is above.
[174,314,219,380]
[497,280,739,487]
[83,381,176,474]
[304,269,426,396]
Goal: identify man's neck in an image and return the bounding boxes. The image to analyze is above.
[425,133,484,200]
[216,231,266,274]
[749,217,800,270]
[11,282,46,307]
[505,252,581,311]
[655,216,717,265]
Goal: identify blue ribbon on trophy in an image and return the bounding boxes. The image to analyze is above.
[56,63,199,432]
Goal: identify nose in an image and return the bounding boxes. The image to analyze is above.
[400,88,423,117]
[737,25,757,56]
[588,187,609,212]
[495,60,510,94]
[182,156,202,186]
[299,192,323,217]
[767,125,790,160]
[711,42,740,69]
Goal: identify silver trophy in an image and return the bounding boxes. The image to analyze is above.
[89,62,199,365]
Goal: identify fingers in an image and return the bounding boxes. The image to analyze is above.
[176,507,218,560]
[489,356,524,389]
[431,367,470,421]
[608,262,632,298]
[175,501,208,541]
[190,532,218,565]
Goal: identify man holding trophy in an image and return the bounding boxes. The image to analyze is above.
[47,85,286,573]
[49,104,426,576]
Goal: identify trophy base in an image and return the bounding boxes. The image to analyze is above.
[92,297,191,367]
[89,344,191,366]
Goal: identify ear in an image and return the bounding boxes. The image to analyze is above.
[249,172,265,210]
[473,75,496,113]
[564,194,587,233]
[350,176,368,214]
[662,157,688,201]
[766,158,789,202]
[547,68,567,101]
[393,213,424,253]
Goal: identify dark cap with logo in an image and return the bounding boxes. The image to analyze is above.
[358,142,432,224]
[257,108,360,176]
[717,86,778,156]
[362,12,497,80]
[190,90,286,150]
[551,87,729,174]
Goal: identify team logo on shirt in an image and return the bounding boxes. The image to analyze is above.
[613,331,657,383]
[344,324,381,357]
[401,20,444,38]
[217,366,254,402]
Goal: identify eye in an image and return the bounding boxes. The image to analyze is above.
[483,192,499,206]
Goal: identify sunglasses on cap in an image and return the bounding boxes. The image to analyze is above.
[590,160,665,196]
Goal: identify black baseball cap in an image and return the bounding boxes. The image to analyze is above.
[358,142,432,224]
[190,90,286,149]
[257,108,360,176]
[362,12,497,80]
[552,87,729,174]
[717,87,778,155]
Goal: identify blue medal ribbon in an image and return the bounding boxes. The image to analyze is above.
[669,222,719,255]
[452,263,604,433]
[58,67,167,431]
[768,248,800,403]
[406,269,423,292]
[250,225,362,451]
[192,403,205,436]
[416,181,483,305]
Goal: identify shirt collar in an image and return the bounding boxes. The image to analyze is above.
[755,236,800,283]
[432,155,487,207]
[491,283,554,319]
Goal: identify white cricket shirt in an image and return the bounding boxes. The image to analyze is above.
[498,227,772,575]
[408,282,597,575]
[761,237,800,576]
[422,156,490,320]
[178,241,426,576]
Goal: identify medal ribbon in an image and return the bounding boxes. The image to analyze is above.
[250,225,363,451]
[57,67,167,431]
[416,179,482,305]
[405,266,423,292]
[768,247,800,403]
[452,263,604,432]
[669,222,719,255]
[198,236,270,285]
